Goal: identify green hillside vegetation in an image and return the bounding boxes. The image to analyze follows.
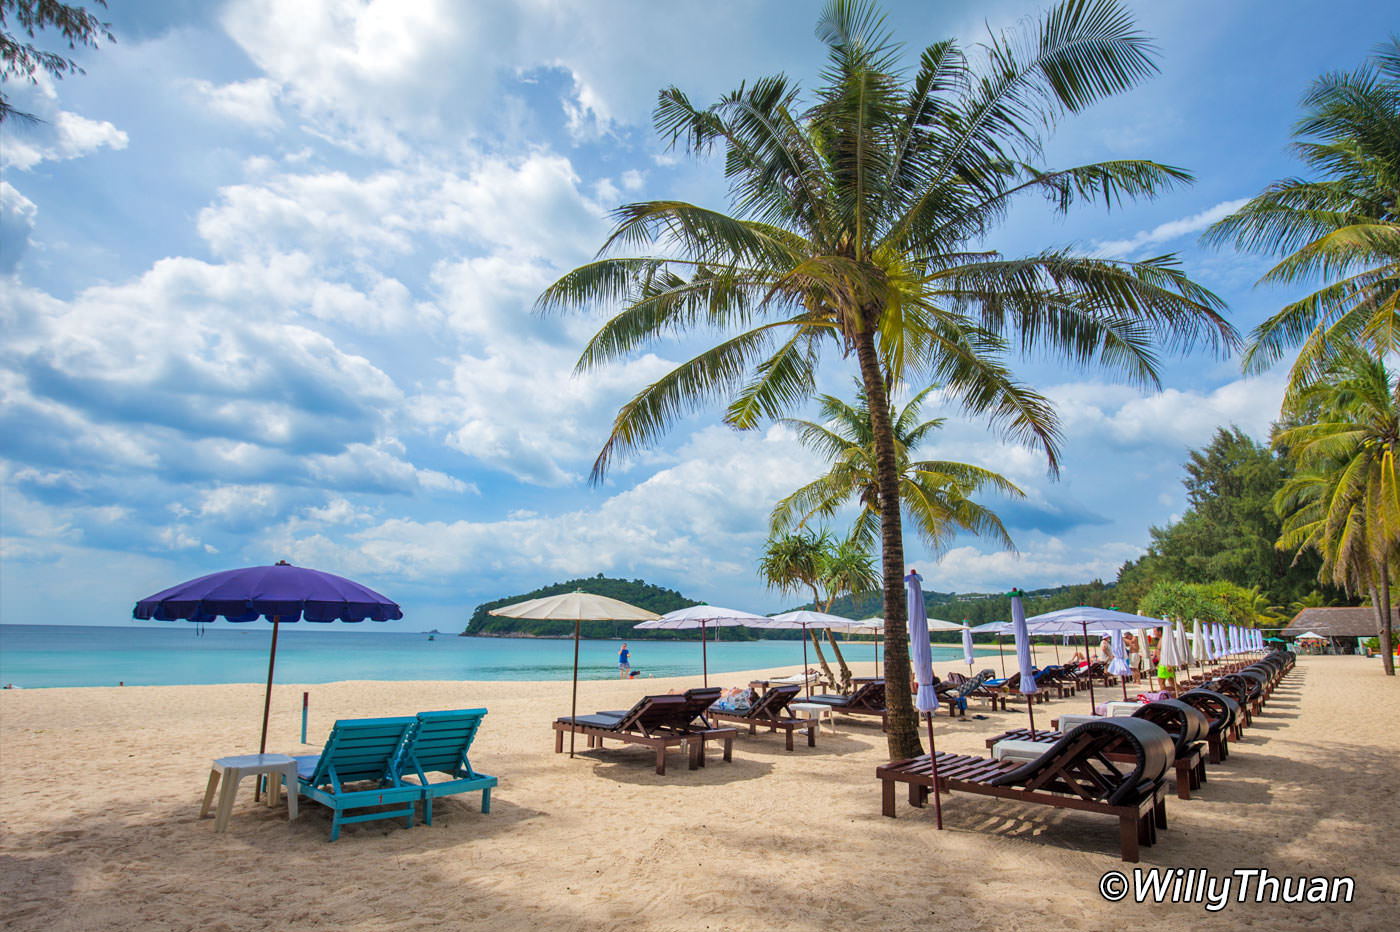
[464,574,805,640]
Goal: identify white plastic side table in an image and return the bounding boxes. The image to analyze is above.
[200,754,299,832]
[789,702,836,735]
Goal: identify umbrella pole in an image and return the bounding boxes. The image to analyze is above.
[1054,638,1061,664]
[925,712,943,830]
[997,634,1006,677]
[569,619,580,757]
[701,621,709,687]
[1082,622,1096,713]
[801,626,811,698]
[256,614,281,800]
[1027,694,1036,738]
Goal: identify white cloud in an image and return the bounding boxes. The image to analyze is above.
[1092,198,1250,259]
[0,183,38,274]
[191,77,284,129]
[1,111,128,170]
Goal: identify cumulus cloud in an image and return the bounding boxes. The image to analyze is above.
[191,77,284,129]
[1092,198,1250,259]
[0,183,38,274]
[1,111,128,170]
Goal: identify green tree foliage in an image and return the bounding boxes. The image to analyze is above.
[1,0,113,123]
[464,575,708,639]
[539,0,1233,759]
[1115,427,1324,607]
[1204,38,1400,390]
[771,381,1023,555]
[1274,344,1399,672]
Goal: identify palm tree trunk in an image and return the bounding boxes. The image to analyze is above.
[1380,564,1395,676]
[825,631,854,694]
[808,631,838,690]
[853,324,920,759]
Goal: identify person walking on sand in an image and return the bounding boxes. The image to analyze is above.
[618,643,630,679]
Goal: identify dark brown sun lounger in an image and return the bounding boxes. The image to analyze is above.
[801,680,888,726]
[553,689,736,775]
[984,699,1212,800]
[1176,689,1240,763]
[707,683,816,750]
[879,718,1174,862]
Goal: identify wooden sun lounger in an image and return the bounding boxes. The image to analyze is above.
[708,683,815,750]
[985,699,1211,800]
[1176,689,1239,763]
[801,680,888,726]
[877,718,1175,862]
[553,690,736,775]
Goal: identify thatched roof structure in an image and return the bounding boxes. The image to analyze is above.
[1283,607,1392,639]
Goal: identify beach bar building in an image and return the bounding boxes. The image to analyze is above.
[1283,607,1395,654]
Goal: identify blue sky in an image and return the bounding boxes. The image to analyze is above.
[0,0,1391,631]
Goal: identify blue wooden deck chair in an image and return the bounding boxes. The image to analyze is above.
[295,716,422,841]
[395,709,497,826]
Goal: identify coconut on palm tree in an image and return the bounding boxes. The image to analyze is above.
[1205,39,1400,388]
[540,0,1234,757]
[772,381,1024,556]
[1274,342,1399,673]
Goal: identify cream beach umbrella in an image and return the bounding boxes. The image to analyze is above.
[906,570,943,829]
[636,604,768,688]
[1135,628,1151,679]
[491,590,660,757]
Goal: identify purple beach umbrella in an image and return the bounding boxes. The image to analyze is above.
[134,560,403,756]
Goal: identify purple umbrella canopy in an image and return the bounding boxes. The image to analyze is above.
[133,561,403,756]
[133,561,403,624]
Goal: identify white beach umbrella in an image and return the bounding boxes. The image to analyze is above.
[1213,622,1227,659]
[1192,618,1208,666]
[636,604,768,687]
[1135,628,1151,676]
[906,570,944,829]
[491,590,660,757]
[1009,589,1040,733]
[1108,629,1132,678]
[962,623,975,668]
[752,609,857,697]
[1158,623,1180,683]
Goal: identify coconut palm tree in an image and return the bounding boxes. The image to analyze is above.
[757,530,841,687]
[1205,39,1400,388]
[539,0,1234,757]
[1274,343,1399,673]
[772,381,1024,555]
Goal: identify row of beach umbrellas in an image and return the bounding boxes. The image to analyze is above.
[131,562,1267,763]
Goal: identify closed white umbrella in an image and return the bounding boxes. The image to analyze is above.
[1192,618,1208,668]
[961,623,975,669]
[906,570,943,830]
[1135,628,1151,679]
[1009,588,1040,733]
[491,590,660,757]
[1158,622,1180,694]
[1175,618,1192,667]
[1108,629,1132,700]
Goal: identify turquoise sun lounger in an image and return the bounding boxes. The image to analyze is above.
[396,709,497,826]
[295,716,422,842]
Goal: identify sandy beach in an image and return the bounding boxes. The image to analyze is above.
[1,654,1396,931]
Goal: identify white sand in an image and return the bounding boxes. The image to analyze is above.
[1,655,1396,931]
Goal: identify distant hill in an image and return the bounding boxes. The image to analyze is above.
[464,575,786,640]
[466,575,1119,641]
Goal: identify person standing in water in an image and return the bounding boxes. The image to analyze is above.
[618,643,630,679]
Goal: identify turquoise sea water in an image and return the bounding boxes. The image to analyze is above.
[0,623,982,688]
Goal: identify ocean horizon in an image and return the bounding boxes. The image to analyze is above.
[0,623,987,689]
